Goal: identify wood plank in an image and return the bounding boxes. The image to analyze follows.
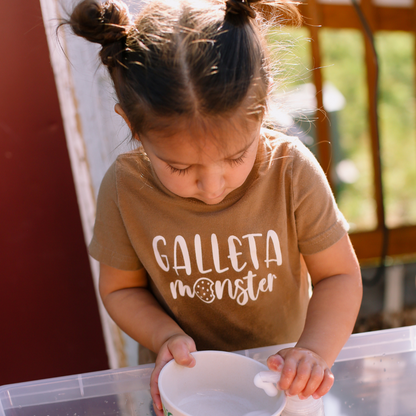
[377,7,415,32]
[299,4,361,29]
[350,225,416,262]
[299,4,415,32]
[303,0,334,190]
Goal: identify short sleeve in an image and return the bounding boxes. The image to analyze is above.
[88,161,142,270]
[291,141,349,255]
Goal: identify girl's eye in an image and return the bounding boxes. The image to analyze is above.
[167,165,190,175]
[228,151,248,167]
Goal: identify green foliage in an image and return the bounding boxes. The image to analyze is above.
[376,32,416,228]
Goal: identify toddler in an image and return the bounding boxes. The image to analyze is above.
[67,1,363,414]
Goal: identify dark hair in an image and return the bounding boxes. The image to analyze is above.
[67,0,301,137]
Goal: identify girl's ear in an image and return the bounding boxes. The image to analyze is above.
[115,103,131,129]
[115,103,141,142]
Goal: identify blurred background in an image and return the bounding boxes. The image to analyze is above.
[1,0,415,387]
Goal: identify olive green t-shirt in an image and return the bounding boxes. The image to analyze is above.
[89,130,349,356]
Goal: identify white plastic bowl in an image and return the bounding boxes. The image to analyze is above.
[158,350,286,416]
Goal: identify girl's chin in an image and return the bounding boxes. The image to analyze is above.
[180,190,228,205]
[196,191,228,205]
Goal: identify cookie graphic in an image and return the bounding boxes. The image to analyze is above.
[194,277,215,303]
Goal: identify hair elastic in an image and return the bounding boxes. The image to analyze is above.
[225,0,256,19]
[98,2,130,46]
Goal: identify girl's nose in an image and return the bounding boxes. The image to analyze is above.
[196,167,225,197]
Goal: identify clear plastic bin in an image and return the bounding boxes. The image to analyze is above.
[1,326,416,416]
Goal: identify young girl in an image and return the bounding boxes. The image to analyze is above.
[68,0,362,414]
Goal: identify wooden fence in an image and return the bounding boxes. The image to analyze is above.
[298,0,416,263]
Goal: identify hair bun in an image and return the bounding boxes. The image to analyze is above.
[70,0,130,44]
[225,0,257,20]
[69,0,131,67]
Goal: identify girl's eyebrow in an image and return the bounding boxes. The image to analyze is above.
[226,137,256,159]
[158,136,257,166]
[159,157,191,166]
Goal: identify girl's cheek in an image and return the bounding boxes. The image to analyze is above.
[163,174,193,195]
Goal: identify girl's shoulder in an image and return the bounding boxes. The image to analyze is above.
[113,146,153,177]
[258,128,327,186]
[260,127,315,162]
[99,146,156,195]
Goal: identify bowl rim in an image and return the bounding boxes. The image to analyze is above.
[158,350,287,416]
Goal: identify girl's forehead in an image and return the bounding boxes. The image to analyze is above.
[141,116,261,163]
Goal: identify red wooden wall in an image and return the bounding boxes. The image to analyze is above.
[0,0,109,385]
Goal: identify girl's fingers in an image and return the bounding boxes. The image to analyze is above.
[278,356,298,391]
[286,359,312,396]
[150,364,164,413]
[153,401,164,416]
[272,348,334,399]
[150,349,173,412]
[267,353,284,372]
[312,368,335,399]
[299,365,324,399]
[169,337,196,367]
[150,334,197,415]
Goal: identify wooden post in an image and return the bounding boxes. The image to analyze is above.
[360,0,386,232]
[304,0,334,191]
[40,0,130,369]
[414,0,416,160]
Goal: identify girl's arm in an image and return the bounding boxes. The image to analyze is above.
[267,233,363,399]
[99,263,196,415]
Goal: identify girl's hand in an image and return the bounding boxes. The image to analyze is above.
[267,347,334,400]
[151,334,197,416]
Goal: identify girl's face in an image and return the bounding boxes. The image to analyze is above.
[139,116,262,205]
